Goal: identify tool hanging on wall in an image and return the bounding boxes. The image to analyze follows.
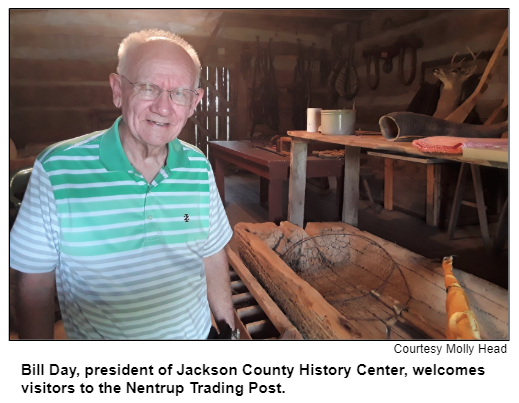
[248,36,266,136]
[327,31,345,108]
[336,22,360,100]
[248,37,281,136]
[398,36,422,86]
[365,52,380,90]
[263,38,280,131]
[240,43,253,79]
[289,39,312,130]
[362,34,423,89]
[319,48,332,86]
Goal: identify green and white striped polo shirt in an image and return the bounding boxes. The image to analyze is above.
[10,117,232,339]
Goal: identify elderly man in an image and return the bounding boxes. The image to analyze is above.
[10,29,235,339]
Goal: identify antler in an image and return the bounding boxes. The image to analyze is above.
[450,52,466,69]
[466,46,482,67]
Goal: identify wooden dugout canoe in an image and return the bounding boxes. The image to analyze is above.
[234,221,508,340]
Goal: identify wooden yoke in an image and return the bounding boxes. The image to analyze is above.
[446,27,508,123]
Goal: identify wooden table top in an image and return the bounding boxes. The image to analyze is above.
[209,140,344,167]
[209,141,289,166]
[287,131,508,169]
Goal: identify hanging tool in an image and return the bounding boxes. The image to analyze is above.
[340,22,360,100]
[264,38,280,131]
[397,35,423,86]
[248,36,266,136]
[289,38,310,129]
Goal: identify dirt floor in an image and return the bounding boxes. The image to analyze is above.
[223,170,509,290]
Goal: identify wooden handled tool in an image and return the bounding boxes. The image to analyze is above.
[370,290,444,339]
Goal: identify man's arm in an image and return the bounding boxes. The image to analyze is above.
[203,248,235,331]
[15,270,56,339]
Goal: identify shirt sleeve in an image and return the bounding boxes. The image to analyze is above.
[202,164,232,257]
[10,160,60,273]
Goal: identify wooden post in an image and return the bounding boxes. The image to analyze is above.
[287,139,308,227]
[342,146,360,226]
[259,177,268,207]
[426,165,442,226]
[493,197,508,253]
[384,159,394,210]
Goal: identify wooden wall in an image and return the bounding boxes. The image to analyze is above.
[346,9,508,128]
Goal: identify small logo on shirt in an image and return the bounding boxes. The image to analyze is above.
[184,214,190,222]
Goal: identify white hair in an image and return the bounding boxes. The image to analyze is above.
[117,29,201,88]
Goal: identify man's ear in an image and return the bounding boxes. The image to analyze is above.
[188,88,204,118]
[109,74,123,108]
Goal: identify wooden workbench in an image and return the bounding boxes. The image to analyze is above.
[209,140,345,223]
[286,131,508,228]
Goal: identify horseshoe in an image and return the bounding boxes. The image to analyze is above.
[381,52,393,74]
[398,46,417,86]
[366,54,380,90]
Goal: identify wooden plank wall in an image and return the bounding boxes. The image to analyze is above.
[345,9,508,128]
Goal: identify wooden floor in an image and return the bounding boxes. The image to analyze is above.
[223,169,508,290]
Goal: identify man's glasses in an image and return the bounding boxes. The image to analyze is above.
[120,75,198,106]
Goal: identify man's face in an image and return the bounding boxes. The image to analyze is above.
[110,41,204,148]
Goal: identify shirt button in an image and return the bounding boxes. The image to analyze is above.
[147,215,153,220]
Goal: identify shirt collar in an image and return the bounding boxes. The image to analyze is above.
[99,116,191,171]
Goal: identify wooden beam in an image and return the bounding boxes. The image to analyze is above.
[220,9,372,20]
[234,223,361,339]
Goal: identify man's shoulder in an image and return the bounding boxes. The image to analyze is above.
[178,140,212,169]
[178,140,206,158]
[37,130,107,164]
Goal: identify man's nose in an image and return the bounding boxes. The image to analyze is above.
[150,90,175,116]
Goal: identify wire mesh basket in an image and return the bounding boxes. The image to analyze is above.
[278,232,411,321]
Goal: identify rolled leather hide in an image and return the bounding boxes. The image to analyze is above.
[379,112,508,142]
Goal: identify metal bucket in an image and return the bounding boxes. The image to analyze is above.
[320,109,356,135]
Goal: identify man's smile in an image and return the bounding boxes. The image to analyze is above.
[147,119,172,127]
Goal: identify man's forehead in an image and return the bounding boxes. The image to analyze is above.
[129,41,195,75]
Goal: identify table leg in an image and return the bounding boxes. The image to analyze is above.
[384,159,394,211]
[213,156,226,205]
[336,172,344,221]
[426,165,441,227]
[342,146,360,227]
[471,164,490,248]
[268,179,284,224]
[448,163,469,240]
[288,139,308,227]
[493,197,508,253]
[260,177,269,207]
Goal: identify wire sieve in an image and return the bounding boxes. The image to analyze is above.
[278,232,411,322]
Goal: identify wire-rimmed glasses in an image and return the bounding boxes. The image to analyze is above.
[120,75,199,106]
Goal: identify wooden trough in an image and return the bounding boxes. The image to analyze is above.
[234,221,508,340]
